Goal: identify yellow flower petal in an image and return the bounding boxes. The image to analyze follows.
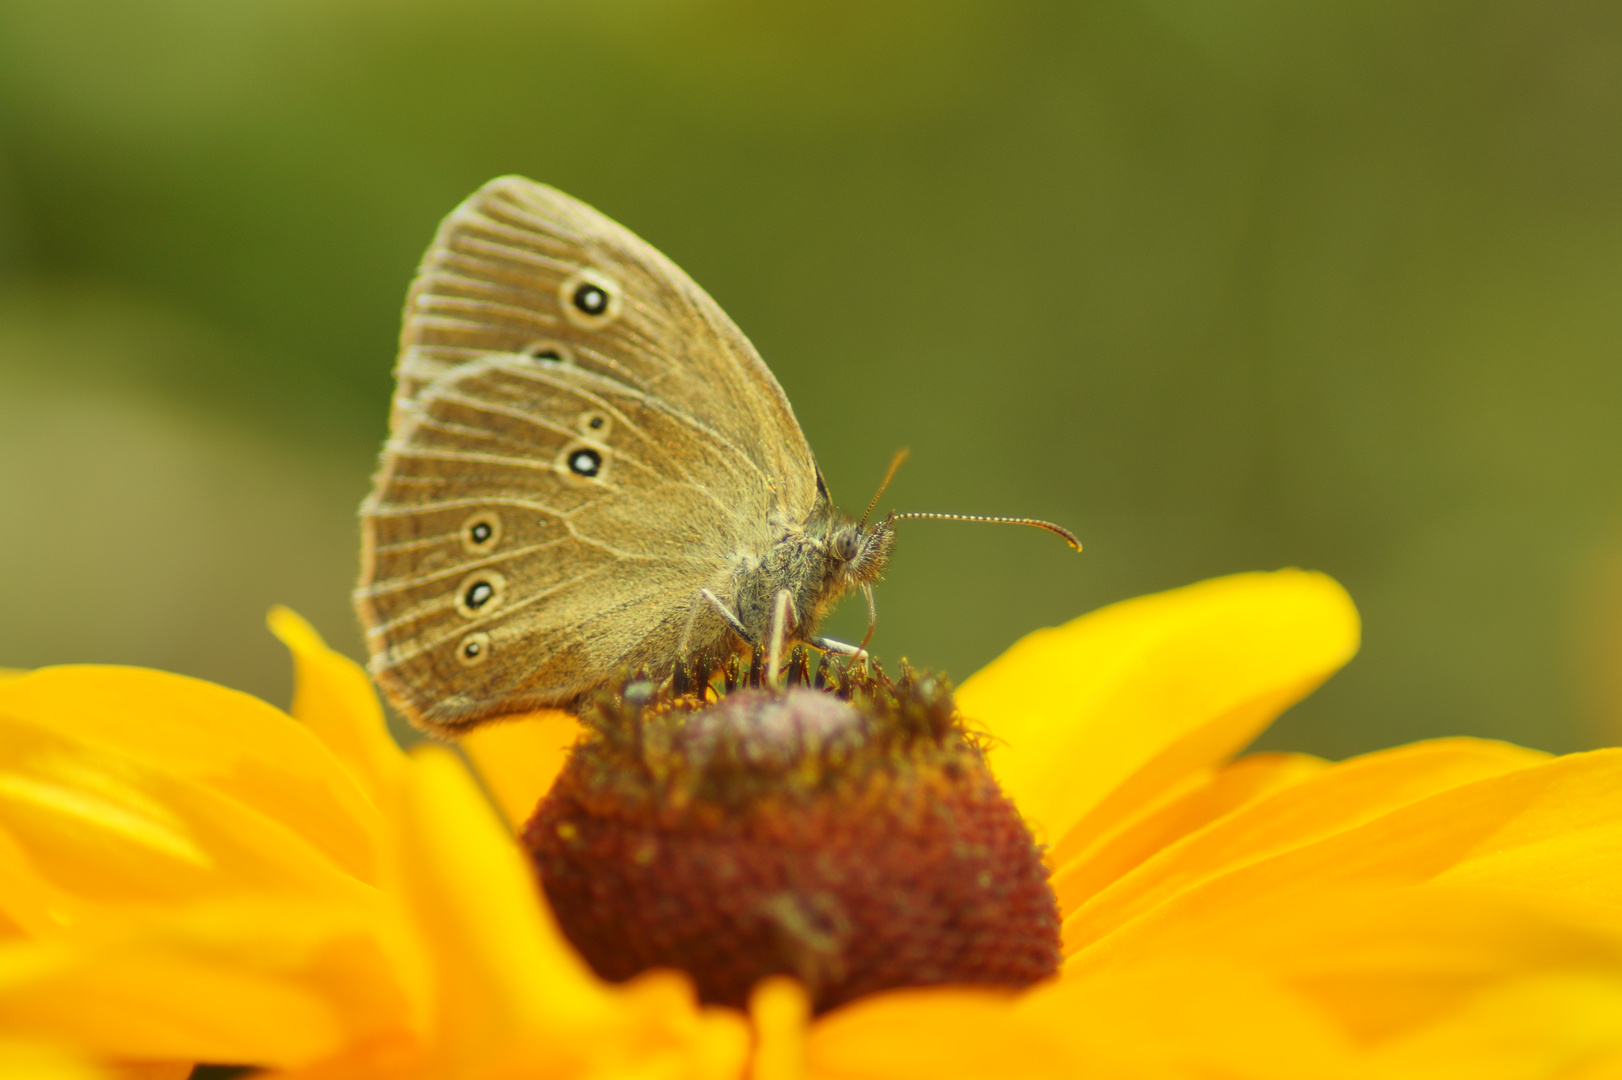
[0,933,345,1066]
[0,883,420,1068]
[0,1037,109,1080]
[395,747,748,1078]
[267,608,404,806]
[1222,887,1622,1042]
[394,746,613,1075]
[0,665,420,1068]
[1050,750,1327,918]
[0,667,381,894]
[957,570,1359,856]
[807,962,1353,1080]
[811,884,1622,1080]
[1366,969,1622,1079]
[1187,885,1622,1078]
[751,977,810,1080]
[1062,737,1550,953]
[107,1065,190,1080]
[0,707,380,938]
[1072,747,1622,974]
[457,711,581,831]
[806,986,1077,1080]
[607,971,751,1080]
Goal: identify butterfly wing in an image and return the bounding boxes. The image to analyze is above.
[359,177,820,731]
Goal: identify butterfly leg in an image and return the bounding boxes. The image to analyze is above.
[806,586,877,666]
[808,636,867,659]
[700,588,758,648]
[767,588,794,687]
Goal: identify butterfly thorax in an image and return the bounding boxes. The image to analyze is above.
[728,505,894,648]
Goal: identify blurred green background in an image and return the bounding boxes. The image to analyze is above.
[2,0,1620,757]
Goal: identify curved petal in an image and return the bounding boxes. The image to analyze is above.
[1366,969,1622,1079]
[1071,747,1622,973]
[807,987,1082,1080]
[1149,886,1622,1078]
[1212,887,1622,1042]
[810,886,1622,1080]
[267,609,404,807]
[1050,750,1327,919]
[0,1037,109,1080]
[751,976,810,1080]
[807,965,1353,1080]
[0,668,380,892]
[0,666,423,1071]
[397,747,610,1050]
[395,747,749,1077]
[956,570,1359,854]
[0,930,346,1067]
[107,1065,189,1080]
[0,677,386,936]
[1061,737,1550,952]
[457,712,581,831]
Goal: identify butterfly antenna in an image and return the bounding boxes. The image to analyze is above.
[889,512,1083,552]
[860,448,910,530]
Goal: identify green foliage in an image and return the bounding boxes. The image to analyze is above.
[3,0,1620,755]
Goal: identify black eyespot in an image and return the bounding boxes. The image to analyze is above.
[572,283,608,316]
[588,416,604,430]
[460,511,502,554]
[523,340,574,364]
[568,448,602,477]
[457,631,492,666]
[833,532,860,561]
[454,571,505,618]
[558,274,619,328]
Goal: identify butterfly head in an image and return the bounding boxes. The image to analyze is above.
[826,515,894,588]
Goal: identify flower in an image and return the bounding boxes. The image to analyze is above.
[0,616,747,1079]
[0,569,1616,1078]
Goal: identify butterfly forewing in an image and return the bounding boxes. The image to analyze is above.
[359,177,820,730]
[393,177,812,482]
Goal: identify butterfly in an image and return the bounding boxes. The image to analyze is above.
[356,177,1076,733]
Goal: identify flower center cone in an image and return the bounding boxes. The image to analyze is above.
[522,653,1062,1014]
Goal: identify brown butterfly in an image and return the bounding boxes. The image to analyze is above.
[356,177,1076,733]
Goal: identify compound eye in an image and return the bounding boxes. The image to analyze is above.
[833,531,860,561]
